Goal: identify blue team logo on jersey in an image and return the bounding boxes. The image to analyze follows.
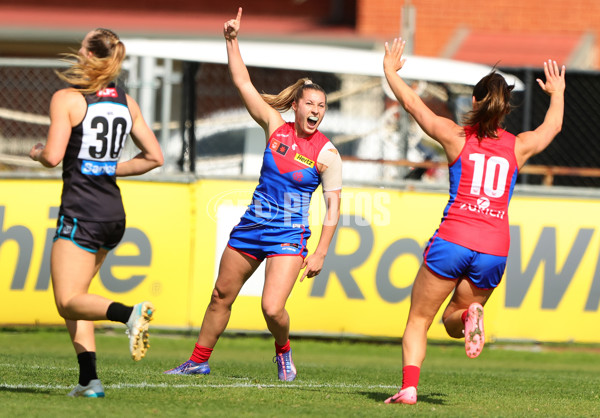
[81,160,117,176]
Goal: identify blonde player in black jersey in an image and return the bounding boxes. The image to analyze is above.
[29,28,163,398]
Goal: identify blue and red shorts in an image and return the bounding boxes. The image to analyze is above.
[423,234,507,289]
[227,219,310,261]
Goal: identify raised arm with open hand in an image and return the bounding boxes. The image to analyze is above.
[383,38,407,74]
[515,60,566,167]
[536,59,566,96]
[383,38,463,160]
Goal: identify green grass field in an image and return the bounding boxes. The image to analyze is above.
[1,328,599,417]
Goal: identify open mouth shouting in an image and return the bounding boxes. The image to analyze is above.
[307,115,319,129]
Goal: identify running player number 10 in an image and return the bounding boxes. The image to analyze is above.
[468,153,509,198]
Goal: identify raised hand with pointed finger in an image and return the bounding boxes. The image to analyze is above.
[224,7,243,41]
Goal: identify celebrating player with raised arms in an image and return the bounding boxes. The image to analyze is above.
[164,8,342,381]
[381,38,565,405]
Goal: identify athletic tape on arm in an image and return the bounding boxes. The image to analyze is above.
[317,142,342,192]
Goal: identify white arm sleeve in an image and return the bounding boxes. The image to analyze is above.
[317,142,342,192]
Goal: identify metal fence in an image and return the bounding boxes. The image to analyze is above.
[0,60,62,159]
[502,68,600,187]
[1,56,599,188]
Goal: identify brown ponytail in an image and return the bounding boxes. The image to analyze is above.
[462,71,514,139]
[261,78,326,112]
[56,28,126,94]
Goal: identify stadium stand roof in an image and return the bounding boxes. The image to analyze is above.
[123,38,525,90]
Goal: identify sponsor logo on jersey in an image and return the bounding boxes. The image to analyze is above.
[459,198,505,219]
[294,153,315,167]
[81,160,117,176]
[477,197,490,209]
[97,87,118,98]
[270,140,289,156]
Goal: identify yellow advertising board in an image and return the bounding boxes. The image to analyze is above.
[1,178,599,343]
[0,178,192,327]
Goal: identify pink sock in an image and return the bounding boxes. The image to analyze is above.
[275,340,291,354]
[190,343,213,363]
[401,365,420,389]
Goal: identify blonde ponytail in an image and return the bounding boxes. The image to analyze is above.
[56,28,125,94]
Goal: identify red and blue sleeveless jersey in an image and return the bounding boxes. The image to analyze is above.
[240,122,331,229]
[436,126,519,256]
[59,85,132,221]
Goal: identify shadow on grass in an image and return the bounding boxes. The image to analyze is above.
[418,392,446,405]
[362,391,447,405]
[0,386,51,394]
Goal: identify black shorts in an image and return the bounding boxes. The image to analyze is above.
[54,214,126,253]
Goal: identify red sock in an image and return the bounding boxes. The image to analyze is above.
[275,340,291,354]
[190,343,213,363]
[401,365,420,389]
[461,309,469,324]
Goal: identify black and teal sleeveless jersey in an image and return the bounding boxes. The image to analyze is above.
[59,85,133,221]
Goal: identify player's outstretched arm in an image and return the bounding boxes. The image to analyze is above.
[515,60,566,168]
[383,38,463,159]
[224,7,280,133]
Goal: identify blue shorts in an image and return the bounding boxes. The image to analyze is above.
[54,214,125,253]
[228,220,310,260]
[423,234,507,289]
